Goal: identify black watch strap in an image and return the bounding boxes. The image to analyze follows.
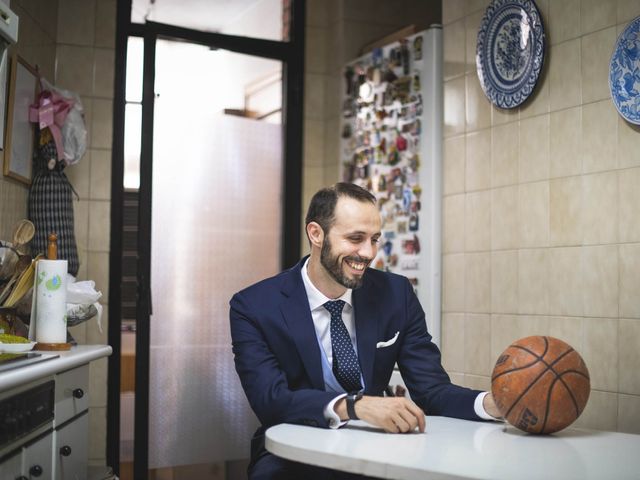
[346,392,363,420]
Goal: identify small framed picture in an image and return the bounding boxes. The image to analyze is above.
[3,55,38,185]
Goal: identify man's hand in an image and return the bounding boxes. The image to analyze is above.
[336,396,425,433]
[483,393,503,419]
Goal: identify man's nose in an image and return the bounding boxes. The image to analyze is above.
[358,240,376,259]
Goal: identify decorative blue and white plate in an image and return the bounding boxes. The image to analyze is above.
[476,0,545,109]
[609,16,640,125]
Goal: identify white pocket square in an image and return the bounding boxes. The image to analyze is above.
[376,331,399,348]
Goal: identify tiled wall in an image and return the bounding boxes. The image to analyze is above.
[441,0,640,433]
[9,0,115,466]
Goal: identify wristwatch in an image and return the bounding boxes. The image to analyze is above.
[346,391,363,420]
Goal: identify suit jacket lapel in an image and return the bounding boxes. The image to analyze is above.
[280,260,325,390]
[353,275,380,394]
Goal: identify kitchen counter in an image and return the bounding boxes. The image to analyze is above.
[0,345,112,392]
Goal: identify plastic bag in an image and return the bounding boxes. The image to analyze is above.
[40,78,87,166]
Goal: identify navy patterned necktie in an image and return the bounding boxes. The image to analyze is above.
[323,300,362,393]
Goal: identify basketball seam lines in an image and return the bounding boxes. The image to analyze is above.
[503,345,574,422]
[491,338,550,381]
[541,370,587,432]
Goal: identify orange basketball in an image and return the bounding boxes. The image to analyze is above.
[491,336,590,434]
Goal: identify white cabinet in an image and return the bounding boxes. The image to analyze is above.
[22,433,54,480]
[53,412,88,480]
[0,450,22,479]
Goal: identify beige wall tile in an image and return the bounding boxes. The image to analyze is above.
[465,252,491,313]
[304,118,326,167]
[66,150,91,200]
[518,249,549,315]
[491,250,518,314]
[305,74,327,120]
[573,390,618,430]
[444,194,465,253]
[519,115,550,183]
[87,252,110,301]
[73,200,90,251]
[88,406,106,461]
[583,245,619,318]
[442,313,465,372]
[583,171,618,245]
[582,100,618,174]
[89,150,112,200]
[519,74,550,120]
[550,176,583,246]
[581,0,617,34]
[491,314,551,361]
[619,319,640,394]
[449,372,465,385]
[305,26,327,74]
[56,45,95,96]
[93,48,115,98]
[57,0,96,46]
[519,181,549,248]
[548,247,584,316]
[91,99,114,149]
[466,73,492,132]
[550,107,581,179]
[549,39,582,111]
[619,167,640,243]
[491,122,519,187]
[307,0,329,28]
[443,0,466,25]
[444,136,466,195]
[444,20,466,81]
[491,104,519,126]
[466,0,491,15]
[465,130,491,191]
[465,190,491,252]
[444,77,466,137]
[618,394,640,434]
[88,201,111,252]
[618,119,640,169]
[548,316,584,355]
[582,27,617,104]
[619,244,640,318]
[491,185,518,250]
[617,0,640,23]
[465,11,483,74]
[464,374,491,391]
[548,0,581,44]
[95,0,116,48]
[443,253,465,312]
[583,317,618,392]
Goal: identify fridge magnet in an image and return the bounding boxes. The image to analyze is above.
[413,36,423,61]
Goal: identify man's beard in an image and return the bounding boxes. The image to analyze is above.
[320,236,370,290]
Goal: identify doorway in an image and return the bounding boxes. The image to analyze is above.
[108,2,305,479]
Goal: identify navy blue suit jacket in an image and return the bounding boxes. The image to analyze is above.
[230,258,483,464]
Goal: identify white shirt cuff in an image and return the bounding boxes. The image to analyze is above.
[324,393,348,429]
[474,392,497,420]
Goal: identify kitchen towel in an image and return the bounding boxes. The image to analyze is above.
[30,259,68,343]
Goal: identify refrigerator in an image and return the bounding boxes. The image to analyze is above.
[340,26,443,346]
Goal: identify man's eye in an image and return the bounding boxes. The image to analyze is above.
[348,237,363,243]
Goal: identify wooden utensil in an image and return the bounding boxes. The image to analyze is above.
[12,220,35,254]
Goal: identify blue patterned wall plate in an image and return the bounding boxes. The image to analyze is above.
[609,16,640,125]
[476,0,545,109]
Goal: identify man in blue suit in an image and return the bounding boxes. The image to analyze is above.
[230,183,500,479]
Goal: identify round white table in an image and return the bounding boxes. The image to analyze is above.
[266,416,640,479]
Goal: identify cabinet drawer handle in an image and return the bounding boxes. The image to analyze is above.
[72,388,84,399]
[29,464,43,476]
[60,445,72,456]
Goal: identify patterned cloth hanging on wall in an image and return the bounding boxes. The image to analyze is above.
[28,127,79,275]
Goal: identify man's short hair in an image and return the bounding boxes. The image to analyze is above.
[305,182,376,236]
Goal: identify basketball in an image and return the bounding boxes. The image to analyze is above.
[491,336,590,434]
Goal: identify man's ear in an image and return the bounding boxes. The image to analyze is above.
[306,222,324,248]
